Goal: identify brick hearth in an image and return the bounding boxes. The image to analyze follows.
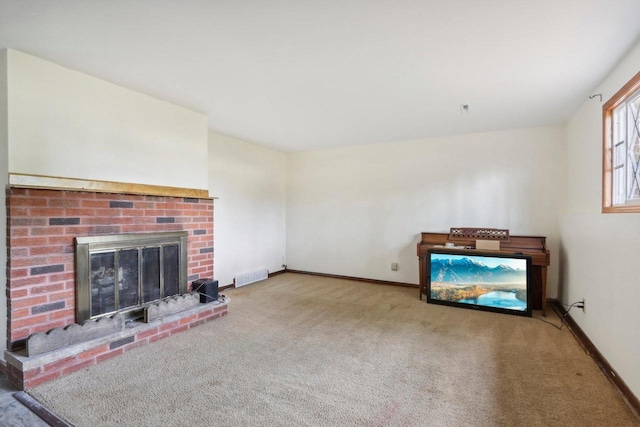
[5,299,228,389]
[4,186,220,389]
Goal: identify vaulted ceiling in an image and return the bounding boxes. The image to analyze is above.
[2,1,640,151]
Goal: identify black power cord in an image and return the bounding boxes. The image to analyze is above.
[196,291,226,304]
[536,301,582,330]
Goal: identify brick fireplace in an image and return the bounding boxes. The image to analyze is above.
[4,182,227,389]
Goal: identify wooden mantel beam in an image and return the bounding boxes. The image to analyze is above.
[8,173,213,199]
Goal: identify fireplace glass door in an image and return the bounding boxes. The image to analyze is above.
[76,232,188,322]
[90,249,141,317]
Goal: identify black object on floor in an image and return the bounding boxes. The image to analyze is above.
[192,279,219,303]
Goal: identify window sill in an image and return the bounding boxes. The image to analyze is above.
[602,205,640,214]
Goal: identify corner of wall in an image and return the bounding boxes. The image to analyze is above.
[0,47,9,361]
[207,131,287,287]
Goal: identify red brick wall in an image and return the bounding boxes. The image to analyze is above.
[6,188,214,350]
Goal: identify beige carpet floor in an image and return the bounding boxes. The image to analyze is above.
[30,273,639,426]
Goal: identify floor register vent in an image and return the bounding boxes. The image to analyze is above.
[234,269,269,287]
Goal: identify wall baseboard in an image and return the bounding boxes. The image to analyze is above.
[14,392,74,427]
[284,269,418,289]
[550,301,640,420]
[219,284,235,291]
[268,269,287,278]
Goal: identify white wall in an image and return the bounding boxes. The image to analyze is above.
[208,131,286,287]
[562,39,640,399]
[0,49,8,363]
[286,126,566,296]
[6,49,208,189]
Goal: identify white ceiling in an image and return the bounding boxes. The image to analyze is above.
[1,1,640,152]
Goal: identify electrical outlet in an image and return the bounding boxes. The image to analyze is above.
[581,298,586,313]
[391,262,398,271]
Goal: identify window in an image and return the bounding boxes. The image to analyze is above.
[603,71,640,213]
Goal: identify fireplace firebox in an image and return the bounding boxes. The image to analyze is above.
[75,232,188,322]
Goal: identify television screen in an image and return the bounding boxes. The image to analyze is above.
[427,249,532,317]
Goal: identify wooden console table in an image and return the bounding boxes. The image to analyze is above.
[417,232,550,315]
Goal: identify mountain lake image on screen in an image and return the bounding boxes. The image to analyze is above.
[427,249,532,317]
